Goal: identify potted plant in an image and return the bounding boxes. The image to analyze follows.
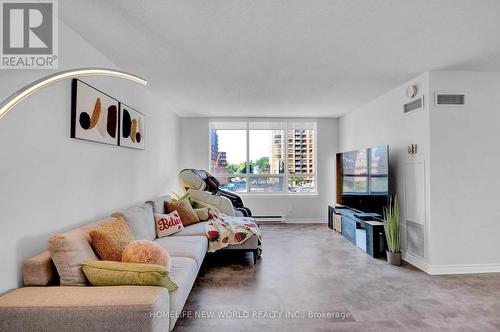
[384,196,401,265]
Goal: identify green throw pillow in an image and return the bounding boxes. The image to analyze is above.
[81,261,178,291]
[194,207,210,221]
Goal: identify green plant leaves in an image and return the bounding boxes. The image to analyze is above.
[171,192,193,205]
[384,195,400,253]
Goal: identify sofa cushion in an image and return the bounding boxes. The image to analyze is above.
[168,257,198,330]
[82,261,178,291]
[155,212,184,238]
[122,240,171,270]
[113,204,156,241]
[0,286,170,332]
[22,251,58,286]
[146,195,172,214]
[48,217,116,286]
[165,200,199,227]
[171,221,208,237]
[154,236,207,269]
[89,217,134,261]
[194,207,210,221]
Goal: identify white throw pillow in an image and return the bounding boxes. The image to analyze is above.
[154,211,184,237]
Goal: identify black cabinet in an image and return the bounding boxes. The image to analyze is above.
[328,205,335,229]
[341,215,356,244]
[329,205,387,258]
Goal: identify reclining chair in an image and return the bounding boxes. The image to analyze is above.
[178,169,252,217]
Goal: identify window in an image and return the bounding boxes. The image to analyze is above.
[210,121,317,194]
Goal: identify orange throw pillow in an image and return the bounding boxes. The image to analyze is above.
[122,240,171,271]
[165,199,200,227]
[89,216,134,261]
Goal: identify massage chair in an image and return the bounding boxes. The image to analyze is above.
[178,169,252,217]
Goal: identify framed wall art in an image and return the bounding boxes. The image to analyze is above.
[71,79,119,145]
[119,103,145,150]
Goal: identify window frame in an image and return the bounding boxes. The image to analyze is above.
[208,120,317,195]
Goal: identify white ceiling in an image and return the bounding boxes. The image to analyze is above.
[60,0,500,117]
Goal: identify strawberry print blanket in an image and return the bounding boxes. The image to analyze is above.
[205,215,262,252]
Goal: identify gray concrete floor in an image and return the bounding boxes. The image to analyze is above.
[175,224,500,331]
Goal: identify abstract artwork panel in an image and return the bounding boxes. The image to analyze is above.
[71,79,119,145]
[119,103,145,150]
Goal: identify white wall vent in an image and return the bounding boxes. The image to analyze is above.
[406,220,425,258]
[434,93,465,106]
[403,97,423,114]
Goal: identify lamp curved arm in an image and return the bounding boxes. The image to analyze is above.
[0,68,147,120]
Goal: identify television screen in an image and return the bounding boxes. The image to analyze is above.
[337,145,389,214]
[341,146,388,195]
[342,149,368,194]
[369,146,389,194]
[342,149,368,175]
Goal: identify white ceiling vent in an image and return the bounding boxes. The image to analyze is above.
[434,93,465,106]
[404,97,423,114]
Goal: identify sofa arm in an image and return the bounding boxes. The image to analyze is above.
[187,189,236,216]
[0,286,170,332]
[22,250,58,286]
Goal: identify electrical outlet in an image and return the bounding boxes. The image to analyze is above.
[408,144,417,154]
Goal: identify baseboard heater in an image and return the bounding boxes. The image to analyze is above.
[253,215,286,223]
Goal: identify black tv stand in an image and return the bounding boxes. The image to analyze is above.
[328,205,387,258]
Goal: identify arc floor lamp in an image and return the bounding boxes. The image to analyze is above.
[0,68,148,120]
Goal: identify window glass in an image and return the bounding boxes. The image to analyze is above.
[210,122,316,194]
[210,129,247,175]
[288,176,315,193]
[287,129,315,174]
[249,130,284,175]
[217,176,247,193]
[249,177,284,192]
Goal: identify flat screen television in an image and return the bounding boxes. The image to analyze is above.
[336,145,389,215]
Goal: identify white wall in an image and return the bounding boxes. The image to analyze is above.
[179,117,338,223]
[340,70,500,274]
[339,73,431,267]
[428,71,500,270]
[0,22,180,294]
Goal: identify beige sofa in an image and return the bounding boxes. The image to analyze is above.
[0,195,260,332]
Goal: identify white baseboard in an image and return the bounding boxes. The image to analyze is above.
[285,218,325,224]
[402,251,430,273]
[402,251,500,275]
[427,263,500,275]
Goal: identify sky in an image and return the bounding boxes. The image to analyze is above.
[217,130,273,164]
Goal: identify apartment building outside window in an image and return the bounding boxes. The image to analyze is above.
[209,120,317,194]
